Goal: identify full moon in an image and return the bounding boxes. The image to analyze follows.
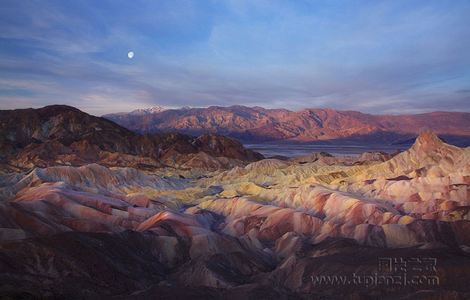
[127,51,134,59]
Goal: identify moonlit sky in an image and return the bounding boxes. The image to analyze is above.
[1,0,469,115]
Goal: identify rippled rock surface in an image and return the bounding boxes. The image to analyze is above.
[1,106,470,299]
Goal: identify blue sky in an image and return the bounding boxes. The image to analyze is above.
[1,0,469,115]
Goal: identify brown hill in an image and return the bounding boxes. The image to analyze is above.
[0,105,263,171]
[104,106,470,145]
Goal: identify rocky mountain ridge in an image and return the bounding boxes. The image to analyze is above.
[104,105,470,145]
[0,105,263,172]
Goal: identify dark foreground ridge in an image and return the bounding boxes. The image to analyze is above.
[2,232,470,299]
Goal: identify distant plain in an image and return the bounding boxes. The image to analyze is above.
[244,142,409,157]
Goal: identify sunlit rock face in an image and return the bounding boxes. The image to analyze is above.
[104,105,470,145]
[327,131,470,217]
[1,107,470,299]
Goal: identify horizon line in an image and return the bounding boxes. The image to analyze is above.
[1,103,468,117]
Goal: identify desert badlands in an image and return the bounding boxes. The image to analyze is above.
[0,106,469,299]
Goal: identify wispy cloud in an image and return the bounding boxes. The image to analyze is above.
[0,0,469,115]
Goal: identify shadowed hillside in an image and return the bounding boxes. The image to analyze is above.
[0,105,263,172]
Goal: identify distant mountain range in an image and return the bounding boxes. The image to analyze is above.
[104,106,470,146]
[110,106,167,116]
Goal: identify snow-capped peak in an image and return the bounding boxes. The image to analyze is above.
[129,106,166,115]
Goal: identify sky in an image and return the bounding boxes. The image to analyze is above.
[1,0,469,115]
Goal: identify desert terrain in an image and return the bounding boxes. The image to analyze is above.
[0,105,469,299]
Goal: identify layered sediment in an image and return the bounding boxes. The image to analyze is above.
[1,106,469,299]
